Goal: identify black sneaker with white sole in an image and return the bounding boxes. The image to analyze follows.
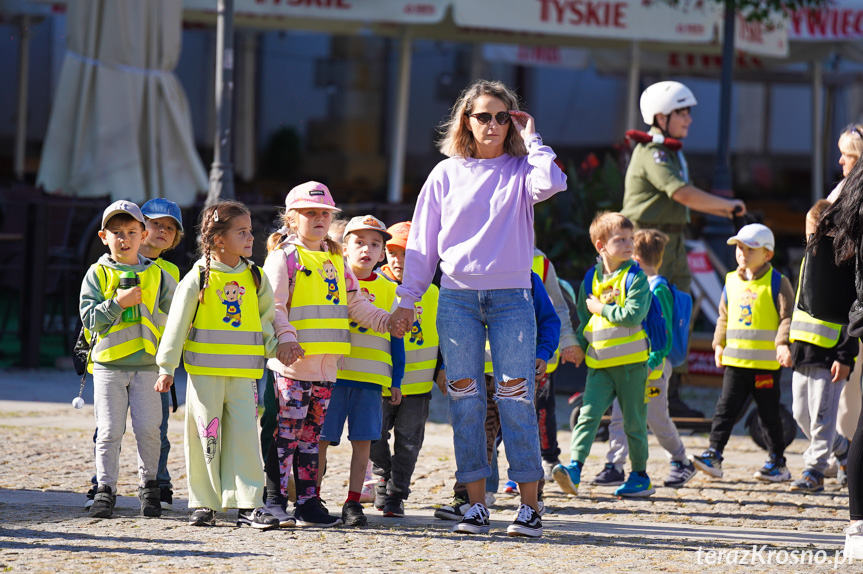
[507,504,543,537]
[84,483,98,510]
[237,508,280,530]
[434,494,470,521]
[189,508,216,526]
[160,486,173,511]
[294,497,343,527]
[452,503,490,534]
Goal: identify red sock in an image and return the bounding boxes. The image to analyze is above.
[346,490,361,504]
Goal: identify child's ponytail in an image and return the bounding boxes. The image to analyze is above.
[240,255,261,290]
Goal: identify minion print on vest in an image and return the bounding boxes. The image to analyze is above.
[738,288,758,327]
[410,305,425,345]
[318,260,341,304]
[217,281,245,327]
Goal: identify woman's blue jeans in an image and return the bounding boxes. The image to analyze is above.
[437,287,543,484]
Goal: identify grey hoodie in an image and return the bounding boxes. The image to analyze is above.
[79,253,176,371]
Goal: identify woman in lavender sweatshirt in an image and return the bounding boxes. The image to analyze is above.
[391,80,567,538]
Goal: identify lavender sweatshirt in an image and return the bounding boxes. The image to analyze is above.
[396,137,567,307]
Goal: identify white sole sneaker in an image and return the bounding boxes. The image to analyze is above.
[690,455,723,478]
[452,521,491,534]
[753,470,792,482]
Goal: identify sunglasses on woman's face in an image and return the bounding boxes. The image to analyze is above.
[465,111,511,125]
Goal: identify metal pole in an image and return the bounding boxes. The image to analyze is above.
[387,29,412,204]
[713,0,736,193]
[206,0,235,206]
[626,40,641,131]
[811,60,824,204]
[14,15,31,182]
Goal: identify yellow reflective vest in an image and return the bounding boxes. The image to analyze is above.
[288,247,351,356]
[533,254,561,374]
[790,259,841,348]
[87,263,165,372]
[583,264,649,369]
[153,258,180,335]
[337,274,397,387]
[387,284,439,396]
[722,268,781,370]
[183,266,266,379]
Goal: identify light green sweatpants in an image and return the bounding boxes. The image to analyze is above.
[185,374,264,510]
[570,362,650,472]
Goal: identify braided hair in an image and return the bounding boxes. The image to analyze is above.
[197,200,260,304]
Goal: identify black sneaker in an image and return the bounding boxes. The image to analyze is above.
[382,496,405,518]
[341,500,368,527]
[160,486,173,511]
[189,508,216,526]
[89,485,115,518]
[265,495,297,527]
[452,503,490,534]
[434,494,470,521]
[84,483,98,510]
[237,508,280,530]
[374,479,387,511]
[664,460,697,488]
[138,480,162,518]
[506,503,543,538]
[294,497,343,528]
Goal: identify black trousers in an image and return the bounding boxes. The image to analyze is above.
[709,365,785,458]
[848,392,863,520]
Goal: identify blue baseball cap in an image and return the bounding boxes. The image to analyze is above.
[141,198,183,232]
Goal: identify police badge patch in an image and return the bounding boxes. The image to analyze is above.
[653,150,668,164]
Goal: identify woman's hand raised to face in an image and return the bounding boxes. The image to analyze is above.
[509,110,536,141]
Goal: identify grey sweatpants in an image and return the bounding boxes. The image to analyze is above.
[792,366,849,474]
[93,367,162,490]
[607,361,687,465]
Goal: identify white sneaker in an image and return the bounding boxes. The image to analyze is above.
[484,492,496,508]
[537,500,546,516]
[542,459,559,482]
[845,521,863,559]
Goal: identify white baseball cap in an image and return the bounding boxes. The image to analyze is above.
[344,215,392,241]
[102,200,144,229]
[727,223,775,251]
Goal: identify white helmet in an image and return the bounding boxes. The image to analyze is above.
[640,81,697,126]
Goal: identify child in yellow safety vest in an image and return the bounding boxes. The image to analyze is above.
[260,182,409,529]
[319,215,405,527]
[788,201,857,492]
[593,229,697,490]
[139,198,183,511]
[370,221,441,518]
[552,212,655,498]
[80,200,176,520]
[690,223,795,482]
[156,200,281,530]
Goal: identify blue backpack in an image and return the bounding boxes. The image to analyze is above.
[649,276,693,367]
[584,263,667,355]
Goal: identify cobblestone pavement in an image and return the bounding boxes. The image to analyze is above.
[0,370,856,573]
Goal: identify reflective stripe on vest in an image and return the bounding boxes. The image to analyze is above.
[789,259,841,348]
[722,268,780,370]
[288,247,351,356]
[648,358,665,380]
[183,265,265,378]
[337,274,397,387]
[583,264,649,369]
[89,264,163,368]
[154,258,179,332]
[387,284,440,397]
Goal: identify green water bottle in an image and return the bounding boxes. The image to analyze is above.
[119,271,141,323]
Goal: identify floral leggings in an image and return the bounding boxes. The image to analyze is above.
[268,372,333,504]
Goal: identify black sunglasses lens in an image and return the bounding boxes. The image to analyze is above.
[496,112,511,125]
[473,113,491,124]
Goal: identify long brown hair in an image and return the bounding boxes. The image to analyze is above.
[197,200,260,304]
[436,79,527,159]
[267,209,341,255]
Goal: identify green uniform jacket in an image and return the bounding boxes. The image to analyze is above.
[621,129,689,227]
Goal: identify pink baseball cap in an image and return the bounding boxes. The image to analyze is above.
[284,181,341,212]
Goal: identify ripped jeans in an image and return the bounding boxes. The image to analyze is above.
[437,287,543,484]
